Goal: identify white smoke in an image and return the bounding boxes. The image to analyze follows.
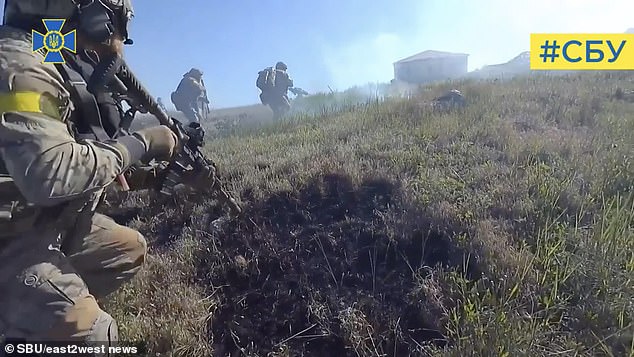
[320,33,410,91]
[320,0,634,91]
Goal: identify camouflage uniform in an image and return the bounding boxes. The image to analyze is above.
[171,69,209,123]
[260,62,294,119]
[0,23,173,345]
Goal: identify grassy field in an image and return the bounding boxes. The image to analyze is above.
[102,72,633,356]
[131,103,274,131]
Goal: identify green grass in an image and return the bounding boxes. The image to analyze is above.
[103,71,633,356]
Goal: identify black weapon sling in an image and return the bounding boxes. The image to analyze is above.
[54,55,133,193]
[54,56,118,143]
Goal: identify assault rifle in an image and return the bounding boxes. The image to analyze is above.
[199,78,211,120]
[288,87,309,97]
[111,63,242,217]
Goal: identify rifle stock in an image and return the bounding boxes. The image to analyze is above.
[115,64,242,217]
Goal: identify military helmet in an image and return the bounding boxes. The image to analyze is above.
[186,68,203,77]
[3,0,135,45]
[275,61,287,70]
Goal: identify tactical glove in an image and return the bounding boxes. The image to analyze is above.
[182,164,217,191]
[123,161,170,191]
[132,125,179,162]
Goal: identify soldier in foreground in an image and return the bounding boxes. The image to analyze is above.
[256,61,295,119]
[171,67,210,123]
[0,0,213,349]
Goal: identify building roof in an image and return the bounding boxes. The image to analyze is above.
[476,51,530,71]
[394,50,469,64]
[508,51,530,64]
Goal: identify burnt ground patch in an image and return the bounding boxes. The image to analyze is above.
[196,173,478,356]
[100,189,204,248]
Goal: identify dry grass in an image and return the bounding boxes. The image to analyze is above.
[102,71,634,356]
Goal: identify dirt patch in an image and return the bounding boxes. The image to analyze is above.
[99,172,478,356]
[100,190,200,248]
[196,173,476,356]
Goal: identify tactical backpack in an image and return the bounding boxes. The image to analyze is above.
[256,67,276,91]
[171,77,193,111]
[171,90,185,111]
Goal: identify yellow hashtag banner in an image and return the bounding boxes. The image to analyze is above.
[530,33,634,70]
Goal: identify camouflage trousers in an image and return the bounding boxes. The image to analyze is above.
[0,212,147,346]
[181,105,202,123]
[261,94,290,119]
[177,103,203,123]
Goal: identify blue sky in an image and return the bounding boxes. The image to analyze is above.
[1,0,633,108]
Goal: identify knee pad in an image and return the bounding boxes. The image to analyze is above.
[133,231,148,259]
[116,228,147,268]
[87,310,118,345]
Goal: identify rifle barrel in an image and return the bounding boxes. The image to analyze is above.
[116,64,174,128]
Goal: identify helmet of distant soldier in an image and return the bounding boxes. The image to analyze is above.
[3,0,135,45]
[275,61,288,70]
[186,68,203,78]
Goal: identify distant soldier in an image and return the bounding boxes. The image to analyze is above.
[157,97,167,112]
[171,68,210,123]
[433,89,466,109]
[256,61,295,119]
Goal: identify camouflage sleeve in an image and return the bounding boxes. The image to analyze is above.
[0,37,147,207]
[0,111,148,206]
[282,72,293,88]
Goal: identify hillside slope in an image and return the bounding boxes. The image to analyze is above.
[103,72,634,356]
[131,103,275,130]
